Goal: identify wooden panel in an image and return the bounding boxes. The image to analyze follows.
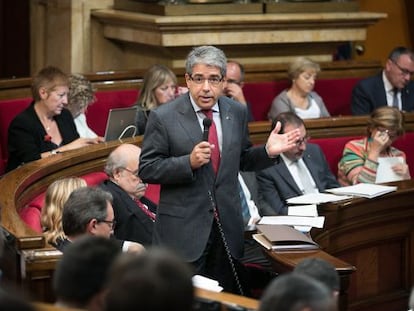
[249,113,414,144]
[313,180,414,311]
[114,0,263,15]
[0,60,381,100]
[265,0,359,13]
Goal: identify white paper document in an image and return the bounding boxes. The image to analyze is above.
[326,183,397,199]
[192,275,223,292]
[286,192,352,205]
[288,204,318,217]
[258,215,325,229]
[376,157,405,183]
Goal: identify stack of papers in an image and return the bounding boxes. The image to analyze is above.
[253,224,319,251]
[192,275,223,292]
[326,183,397,199]
[259,205,324,233]
[286,193,352,205]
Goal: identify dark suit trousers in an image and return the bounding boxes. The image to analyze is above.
[191,220,248,295]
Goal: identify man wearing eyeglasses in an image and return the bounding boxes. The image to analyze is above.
[100,143,156,246]
[352,46,414,115]
[139,45,301,294]
[59,186,144,253]
[257,112,339,216]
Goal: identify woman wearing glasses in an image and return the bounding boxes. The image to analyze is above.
[338,106,410,186]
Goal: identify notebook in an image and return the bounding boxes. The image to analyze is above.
[253,224,319,251]
[104,107,138,141]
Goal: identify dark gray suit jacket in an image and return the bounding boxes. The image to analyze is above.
[139,93,276,261]
[351,72,414,115]
[257,143,339,216]
[99,180,156,246]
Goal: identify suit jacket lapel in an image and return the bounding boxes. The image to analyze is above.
[109,182,154,229]
[176,94,204,147]
[217,98,234,179]
[303,151,324,191]
[177,94,217,181]
[277,160,302,195]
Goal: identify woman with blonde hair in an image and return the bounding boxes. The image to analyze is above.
[268,57,330,120]
[134,64,187,135]
[41,177,87,246]
[338,106,410,186]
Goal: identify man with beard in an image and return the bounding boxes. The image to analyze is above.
[257,112,339,215]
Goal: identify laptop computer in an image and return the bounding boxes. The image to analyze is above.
[104,106,138,142]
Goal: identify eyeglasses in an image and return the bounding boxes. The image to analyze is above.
[122,167,139,176]
[189,75,223,86]
[97,219,117,229]
[225,79,242,86]
[378,128,398,140]
[295,135,310,147]
[390,59,414,77]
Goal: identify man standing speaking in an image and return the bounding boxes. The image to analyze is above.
[139,45,300,294]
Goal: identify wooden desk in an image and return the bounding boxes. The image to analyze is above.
[196,288,258,311]
[264,248,355,311]
[313,180,414,311]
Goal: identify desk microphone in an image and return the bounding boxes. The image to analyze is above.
[203,118,212,141]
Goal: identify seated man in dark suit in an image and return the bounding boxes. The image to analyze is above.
[257,112,339,215]
[352,46,414,115]
[100,143,156,246]
[60,186,144,253]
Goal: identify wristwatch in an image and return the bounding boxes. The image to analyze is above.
[50,149,60,155]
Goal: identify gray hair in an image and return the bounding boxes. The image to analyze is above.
[388,46,414,62]
[185,46,227,78]
[104,150,129,177]
[104,144,141,178]
[288,57,320,80]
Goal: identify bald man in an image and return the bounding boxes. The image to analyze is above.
[224,60,255,121]
[100,144,157,246]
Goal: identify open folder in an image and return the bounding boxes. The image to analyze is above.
[253,224,319,251]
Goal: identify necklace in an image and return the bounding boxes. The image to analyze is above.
[44,118,54,132]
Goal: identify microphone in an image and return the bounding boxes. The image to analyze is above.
[202,118,212,141]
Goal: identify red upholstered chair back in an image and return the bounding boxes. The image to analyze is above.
[85,89,139,136]
[18,171,109,233]
[393,132,414,177]
[314,78,361,116]
[309,136,362,178]
[0,97,32,174]
[243,81,290,121]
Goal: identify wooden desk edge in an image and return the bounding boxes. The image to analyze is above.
[195,288,258,310]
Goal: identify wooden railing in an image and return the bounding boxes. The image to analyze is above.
[249,112,414,144]
[0,60,381,100]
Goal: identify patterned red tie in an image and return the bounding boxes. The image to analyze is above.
[202,109,220,174]
[134,198,156,221]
